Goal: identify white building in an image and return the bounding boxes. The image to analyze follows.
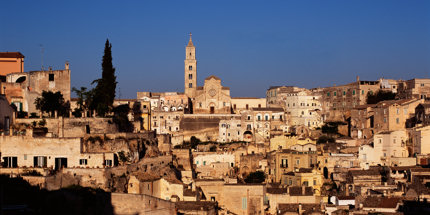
[284,90,323,128]
[193,152,235,168]
[219,119,244,143]
[359,130,410,168]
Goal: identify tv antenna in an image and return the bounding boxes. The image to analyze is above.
[39,44,45,71]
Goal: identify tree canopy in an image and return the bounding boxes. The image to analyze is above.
[244,171,266,183]
[91,39,117,116]
[34,91,70,117]
[367,90,396,104]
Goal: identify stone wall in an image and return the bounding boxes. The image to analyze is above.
[0,136,115,169]
[111,193,175,215]
[15,117,118,138]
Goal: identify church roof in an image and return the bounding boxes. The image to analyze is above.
[187,33,194,47]
[205,75,221,81]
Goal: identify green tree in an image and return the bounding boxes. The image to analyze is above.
[72,87,91,117]
[112,104,133,132]
[92,39,117,116]
[244,171,266,183]
[35,91,70,117]
[367,90,396,104]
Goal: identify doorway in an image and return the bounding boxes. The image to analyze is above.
[210,107,215,114]
[55,158,67,170]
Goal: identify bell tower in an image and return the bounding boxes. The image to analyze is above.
[185,33,197,98]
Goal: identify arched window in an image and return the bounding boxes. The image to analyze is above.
[264,114,269,121]
[189,65,193,70]
[189,74,192,80]
[189,83,192,88]
[257,114,262,121]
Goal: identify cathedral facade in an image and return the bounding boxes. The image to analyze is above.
[184,34,231,114]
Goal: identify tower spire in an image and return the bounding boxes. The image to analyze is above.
[187,32,194,47]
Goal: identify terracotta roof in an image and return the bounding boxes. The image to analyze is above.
[278,203,321,214]
[266,187,288,194]
[222,86,230,90]
[0,52,24,58]
[183,189,197,196]
[363,197,401,209]
[251,107,284,112]
[204,75,221,81]
[338,196,355,200]
[289,186,313,196]
[349,169,380,176]
[176,201,217,211]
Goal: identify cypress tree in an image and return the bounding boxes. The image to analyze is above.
[93,39,117,116]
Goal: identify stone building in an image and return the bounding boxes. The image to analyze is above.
[151,110,183,135]
[350,104,377,139]
[251,107,286,142]
[231,97,266,113]
[184,33,197,99]
[218,119,244,143]
[408,125,430,156]
[266,85,307,108]
[2,62,71,114]
[268,149,318,183]
[321,77,380,121]
[398,78,430,99]
[0,94,13,135]
[0,52,24,76]
[358,130,410,168]
[0,136,115,169]
[128,176,184,201]
[282,168,323,194]
[372,98,422,132]
[284,89,323,129]
[193,76,231,114]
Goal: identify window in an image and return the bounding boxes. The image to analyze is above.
[264,114,269,121]
[49,74,54,81]
[281,159,288,168]
[343,91,346,95]
[384,118,387,123]
[34,156,47,167]
[396,118,399,124]
[188,65,193,70]
[313,180,317,185]
[327,92,330,97]
[352,90,355,95]
[362,90,365,95]
[203,161,206,166]
[189,83,192,88]
[189,74,192,79]
[257,115,261,121]
[397,108,400,114]
[242,197,247,209]
[105,159,113,167]
[211,197,215,201]
[3,157,17,168]
[296,159,300,165]
[79,159,88,165]
[334,92,337,96]
[196,161,199,165]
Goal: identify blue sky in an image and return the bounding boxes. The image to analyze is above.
[1,1,429,98]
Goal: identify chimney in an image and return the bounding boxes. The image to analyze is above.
[298,204,303,215]
[65,61,69,70]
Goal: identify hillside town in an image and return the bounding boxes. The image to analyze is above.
[2,35,430,215]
